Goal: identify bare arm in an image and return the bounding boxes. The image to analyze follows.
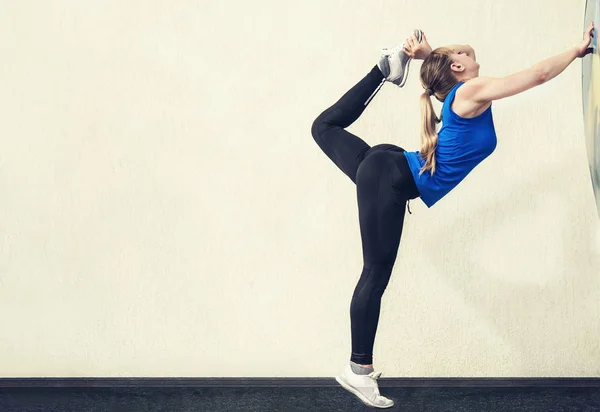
[534,47,578,82]
[401,33,475,61]
[465,47,578,103]
[462,68,545,104]
[408,42,475,61]
[463,22,594,103]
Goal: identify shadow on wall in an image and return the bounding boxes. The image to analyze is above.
[424,160,600,375]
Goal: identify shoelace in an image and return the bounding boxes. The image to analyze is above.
[368,371,383,379]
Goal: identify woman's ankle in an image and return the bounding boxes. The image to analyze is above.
[350,361,375,375]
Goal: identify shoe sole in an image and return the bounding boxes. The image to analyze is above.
[335,375,394,409]
[392,29,423,88]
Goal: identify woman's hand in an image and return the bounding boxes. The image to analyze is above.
[576,21,595,58]
[403,32,432,60]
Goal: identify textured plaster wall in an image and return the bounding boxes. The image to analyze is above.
[0,0,598,377]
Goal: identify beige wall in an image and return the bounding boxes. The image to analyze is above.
[1,0,599,378]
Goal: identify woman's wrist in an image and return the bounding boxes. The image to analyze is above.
[415,48,433,60]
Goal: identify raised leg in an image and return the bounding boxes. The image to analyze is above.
[311,65,386,184]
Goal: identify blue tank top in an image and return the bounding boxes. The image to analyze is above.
[403,82,497,207]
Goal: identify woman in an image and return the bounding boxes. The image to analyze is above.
[311,23,594,409]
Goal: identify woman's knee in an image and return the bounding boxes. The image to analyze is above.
[311,114,331,143]
[311,116,322,141]
[365,261,395,289]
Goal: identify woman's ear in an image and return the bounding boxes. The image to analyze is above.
[450,62,464,73]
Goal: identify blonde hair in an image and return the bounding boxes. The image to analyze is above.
[418,47,460,176]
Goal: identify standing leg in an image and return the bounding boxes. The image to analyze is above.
[311,65,386,184]
[335,150,409,409]
[350,150,409,366]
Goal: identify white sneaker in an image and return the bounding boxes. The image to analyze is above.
[335,364,395,409]
[378,29,423,88]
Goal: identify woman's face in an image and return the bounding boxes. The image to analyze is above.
[450,51,480,80]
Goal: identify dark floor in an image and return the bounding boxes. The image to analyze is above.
[1,386,600,412]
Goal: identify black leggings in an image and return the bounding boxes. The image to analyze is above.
[311,65,420,365]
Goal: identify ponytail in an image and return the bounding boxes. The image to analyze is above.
[419,90,440,176]
[418,47,459,176]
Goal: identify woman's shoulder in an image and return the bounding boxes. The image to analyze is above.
[451,81,492,119]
